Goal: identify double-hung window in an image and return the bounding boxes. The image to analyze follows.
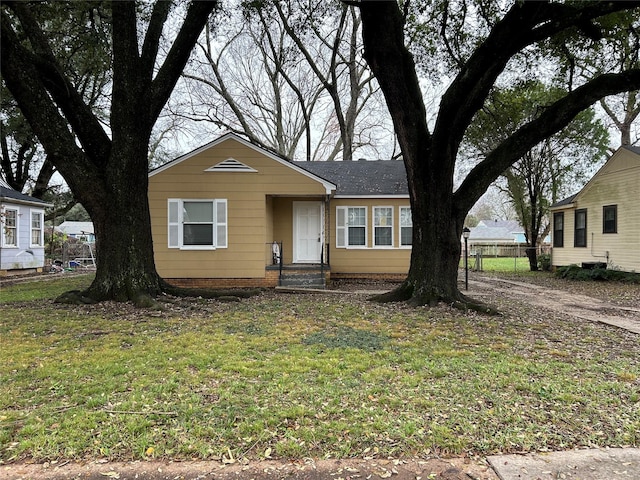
[552,212,564,248]
[168,199,227,249]
[603,205,617,234]
[31,211,44,247]
[2,208,18,247]
[373,207,393,247]
[336,206,367,247]
[574,209,587,247]
[400,206,412,246]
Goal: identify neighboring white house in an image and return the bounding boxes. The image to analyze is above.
[57,221,96,243]
[464,219,550,257]
[549,145,640,272]
[1,177,52,275]
[469,220,522,244]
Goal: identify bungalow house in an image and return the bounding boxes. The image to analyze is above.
[549,145,640,272]
[148,133,411,288]
[0,177,52,275]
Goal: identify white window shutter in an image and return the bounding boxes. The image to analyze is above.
[168,199,180,248]
[215,199,227,248]
[336,206,346,248]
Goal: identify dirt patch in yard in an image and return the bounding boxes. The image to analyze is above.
[2,456,498,480]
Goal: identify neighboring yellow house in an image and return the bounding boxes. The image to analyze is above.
[549,146,640,273]
[148,133,411,288]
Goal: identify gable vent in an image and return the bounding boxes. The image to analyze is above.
[205,158,257,172]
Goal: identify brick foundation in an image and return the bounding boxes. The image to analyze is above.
[165,270,405,289]
[166,270,280,289]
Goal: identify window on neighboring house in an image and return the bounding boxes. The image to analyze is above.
[603,205,617,234]
[336,206,367,247]
[553,212,564,248]
[574,209,587,247]
[400,206,412,246]
[31,211,43,246]
[168,199,227,249]
[2,208,18,247]
[373,207,393,246]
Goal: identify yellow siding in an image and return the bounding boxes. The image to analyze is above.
[552,149,640,272]
[149,138,328,279]
[328,198,411,275]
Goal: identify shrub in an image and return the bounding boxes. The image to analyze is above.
[537,254,552,271]
[555,265,640,283]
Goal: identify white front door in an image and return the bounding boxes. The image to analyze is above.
[293,202,322,263]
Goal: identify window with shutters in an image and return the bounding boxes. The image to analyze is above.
[336,206,367,248]
[168,199,227,250]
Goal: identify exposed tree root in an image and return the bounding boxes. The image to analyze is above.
[54,290,98,305]
[369,282,501,315]
[369,282,414,303]
[54,279,261,307]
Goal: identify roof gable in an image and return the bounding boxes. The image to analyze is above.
[551,146,640,210]
[149,132,335,194]
[204,158,257,172]
[573,146,639,204]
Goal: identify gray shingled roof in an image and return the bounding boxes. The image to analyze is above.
[623,145,640,155]
[294,159,408,196]
[0,178,51,207]
[551,193,578,208]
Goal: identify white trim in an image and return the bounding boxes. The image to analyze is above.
[150,132,336,194]
[399,206,413,248]
[336,206,368,249]
[373,206,394,247]
[167,198,228,250]
[1,206,18,248]
[335,194,409,199]
[30,210,44,248]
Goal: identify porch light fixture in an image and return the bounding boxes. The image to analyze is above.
[462,227,471,291]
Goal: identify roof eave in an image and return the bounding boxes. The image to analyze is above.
[549,202,576,211]
[1,196,53,208]
[333,194,410,199]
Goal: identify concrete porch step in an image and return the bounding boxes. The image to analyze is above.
[279,272,326,288]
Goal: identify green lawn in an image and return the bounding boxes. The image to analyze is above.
[1,274,638,463]
[460,256,531,272]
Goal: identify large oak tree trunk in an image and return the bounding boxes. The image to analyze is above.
[360,4,466,306]
[1,0,219,304]
[404,196,464,305]
[359,1,640,309]
[83,147,163,302]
